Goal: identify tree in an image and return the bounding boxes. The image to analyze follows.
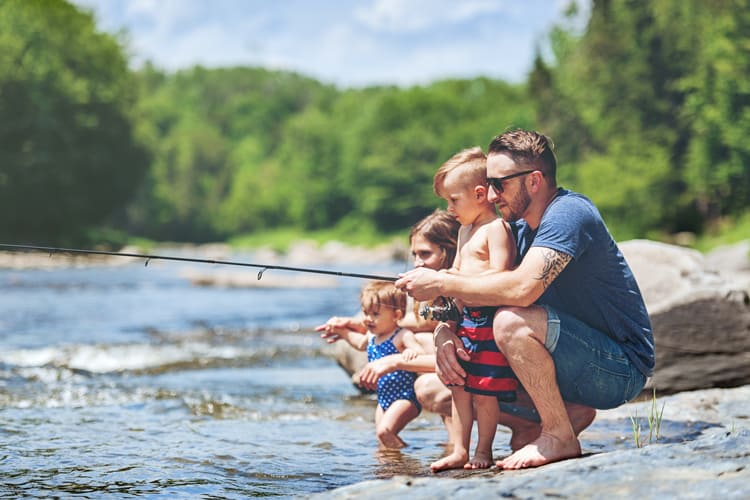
[0,0,150,243]
[528,0,750,238]
[680,0,750,225]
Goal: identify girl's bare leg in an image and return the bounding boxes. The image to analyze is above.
[375,400,420,449]
[430,387,472,472]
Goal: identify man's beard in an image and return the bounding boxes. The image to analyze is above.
[500,182,532,223]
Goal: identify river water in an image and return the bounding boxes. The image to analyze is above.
[0,251,457,498]
[0,249,683,498]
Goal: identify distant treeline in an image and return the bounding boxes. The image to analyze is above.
[1,0,748,245]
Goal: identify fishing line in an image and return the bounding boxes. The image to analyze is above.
[0,243,399,282]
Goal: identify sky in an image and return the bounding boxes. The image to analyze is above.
[70,0,588,88]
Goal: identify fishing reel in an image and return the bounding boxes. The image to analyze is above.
[419,296,460,322]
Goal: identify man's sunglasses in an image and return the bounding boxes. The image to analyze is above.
[486,170,537,193]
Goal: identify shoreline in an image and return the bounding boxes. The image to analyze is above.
[314,384,750,498]
[0,240,411,271]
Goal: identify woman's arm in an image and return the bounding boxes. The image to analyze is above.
[357,353,437,390]
[397,328,425,354]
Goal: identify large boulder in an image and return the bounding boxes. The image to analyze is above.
[620,239,750,395]
[328,339,369,388]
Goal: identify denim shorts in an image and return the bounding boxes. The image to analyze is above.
[499,304,646,421]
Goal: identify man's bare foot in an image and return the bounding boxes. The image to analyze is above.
[497,432,581,469]
[508,418,541,451]
[464,450,493,469]
[504,403,596,451]
[430,451,469,472]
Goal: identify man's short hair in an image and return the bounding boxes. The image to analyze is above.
[488,129,557,184]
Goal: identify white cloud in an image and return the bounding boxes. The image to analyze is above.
[70,0,587,87]
[354,0,505,32]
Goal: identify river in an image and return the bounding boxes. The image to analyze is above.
[0,250,457,498]
[0,248,660,498]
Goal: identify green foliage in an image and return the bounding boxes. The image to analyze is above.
[228,223,401,254]
[692,210,750,252]
[680,0,750,221]
[574,141,672,240]
[5,0,749,248]
[123,69,532,241]
[128,66,337,241]
[531,0,750,238]
[0,0,150,244]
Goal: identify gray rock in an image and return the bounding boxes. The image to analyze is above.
[620,240,750,394]
[328,340,369,388]
[705,239,750,283]
[310,385,750,499]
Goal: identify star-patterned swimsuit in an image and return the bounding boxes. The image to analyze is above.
[366,328,421,413]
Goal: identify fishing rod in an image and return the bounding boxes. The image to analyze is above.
[0,243,399,282]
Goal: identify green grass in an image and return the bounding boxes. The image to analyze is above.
[691,211,750,253]
[228,224,406,254]
[630,388,665,448]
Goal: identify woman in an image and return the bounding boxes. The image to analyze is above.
[316,209,459,441]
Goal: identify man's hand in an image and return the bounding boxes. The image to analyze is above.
[395,267,444,301]
[357,357,397,390]
[434,325,470,386]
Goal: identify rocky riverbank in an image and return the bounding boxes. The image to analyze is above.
[315,239,750,498]
[310,384,750,499]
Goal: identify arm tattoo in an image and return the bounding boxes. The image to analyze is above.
[536,249,572,289]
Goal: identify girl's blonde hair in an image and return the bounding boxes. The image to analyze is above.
[360,280,407,315]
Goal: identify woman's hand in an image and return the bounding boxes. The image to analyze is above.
[401,348,418,362]
[356,357,397,390]
[433,324,469,386]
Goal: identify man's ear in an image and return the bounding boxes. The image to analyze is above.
[529,170,544,193]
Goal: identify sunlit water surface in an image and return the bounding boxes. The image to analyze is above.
[0,254,674,497]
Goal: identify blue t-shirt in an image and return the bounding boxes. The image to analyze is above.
[512,188,655,377]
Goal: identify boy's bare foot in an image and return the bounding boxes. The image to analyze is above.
[497,432,581,469]
[430,451,469,472]
[464,450,493,469]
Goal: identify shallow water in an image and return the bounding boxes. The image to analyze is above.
[0,254,686,497]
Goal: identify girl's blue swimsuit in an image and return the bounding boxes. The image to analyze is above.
[366,328,421,412]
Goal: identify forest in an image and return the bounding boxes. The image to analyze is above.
[1,0,749,247]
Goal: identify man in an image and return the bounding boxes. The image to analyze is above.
[395,129,654,469]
